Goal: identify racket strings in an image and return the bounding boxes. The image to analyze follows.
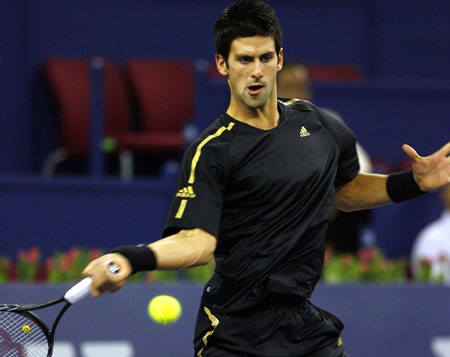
[0,311,48,356]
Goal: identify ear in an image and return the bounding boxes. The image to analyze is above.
[215,54,228,77]
[277,48,283,72]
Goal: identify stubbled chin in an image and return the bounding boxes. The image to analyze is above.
[242,95,267,109]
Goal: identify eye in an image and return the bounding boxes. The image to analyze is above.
[239,56,252,64]
[261,54,273,62]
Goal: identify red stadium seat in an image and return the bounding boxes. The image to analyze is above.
[43,58,195,178]
[43,58,132,176]
[306,64,364,82]
[122,59,195,154]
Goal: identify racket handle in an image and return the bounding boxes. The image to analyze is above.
[64,277,92,304]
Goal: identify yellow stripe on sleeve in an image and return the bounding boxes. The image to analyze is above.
[188,122,234,184]
[175,199,187,219]
[175,122,234,220]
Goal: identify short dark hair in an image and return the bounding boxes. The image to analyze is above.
[214,0,283,64]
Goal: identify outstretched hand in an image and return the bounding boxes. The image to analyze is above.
[82,253,132,297]
[402,142,450,192]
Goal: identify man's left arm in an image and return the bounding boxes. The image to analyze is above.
[336,142,450,212]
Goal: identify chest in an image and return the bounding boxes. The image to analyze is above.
[228,113,338,193]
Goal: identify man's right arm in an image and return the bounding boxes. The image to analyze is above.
[149,228,217,270]
[82,228,216,296]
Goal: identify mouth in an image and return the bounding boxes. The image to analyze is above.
[247,84,264,96]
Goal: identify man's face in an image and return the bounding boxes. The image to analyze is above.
[216,36,283,111]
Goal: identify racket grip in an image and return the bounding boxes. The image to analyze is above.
[64,277,92,304]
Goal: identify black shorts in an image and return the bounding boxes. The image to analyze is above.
[194,294,348,357]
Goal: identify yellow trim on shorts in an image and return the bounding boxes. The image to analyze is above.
[197,307,220,357]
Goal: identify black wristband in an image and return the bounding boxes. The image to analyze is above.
[386,170,425,203]
[111,244,157,274]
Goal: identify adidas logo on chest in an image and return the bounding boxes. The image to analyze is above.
[299,125,310,137]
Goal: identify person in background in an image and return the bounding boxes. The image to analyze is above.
[277,60,372,254]
[411,183,450,282]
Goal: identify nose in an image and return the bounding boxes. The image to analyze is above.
[251,60,263,79]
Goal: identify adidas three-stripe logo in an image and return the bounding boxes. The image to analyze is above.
[176,185,196,198]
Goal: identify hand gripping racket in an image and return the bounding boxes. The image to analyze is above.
[0,261,119,357]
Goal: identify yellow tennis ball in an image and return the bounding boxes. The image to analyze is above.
[22,325,31,333]
[148,295,182,324]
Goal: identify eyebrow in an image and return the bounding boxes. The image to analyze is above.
[234,51,276,58]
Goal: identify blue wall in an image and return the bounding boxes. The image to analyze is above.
[0,174,178,258]
[1,0,449,173]
[0,0,449,258]
[0,174,443,259]
[1,283,449,356]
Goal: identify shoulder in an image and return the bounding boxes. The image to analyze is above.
[278,97,316,113]
[190,116,236,146]
[278,98,345,127]
[278,98,356,145]
[183,115,237,169]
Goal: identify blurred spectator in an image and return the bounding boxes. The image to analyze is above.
[277,60,373,253]
[411,184,450,283]
[277,60,312,101]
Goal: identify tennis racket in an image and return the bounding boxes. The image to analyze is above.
[0,260,119,357]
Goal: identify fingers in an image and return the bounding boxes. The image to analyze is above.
[82,255,112,276]
[82,259,101,276]
[437,142,450,178]
[403,142,450,161]
[402,144,420,161]
[90,269,126,297]
[438,141,450,157]
[82,253,132,298]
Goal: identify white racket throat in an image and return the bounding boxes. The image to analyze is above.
[64,260,120,304]
[64,277,92,304]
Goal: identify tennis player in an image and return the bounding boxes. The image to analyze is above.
[83,1,450,356]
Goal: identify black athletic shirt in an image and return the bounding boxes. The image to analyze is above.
[163,99,359,313]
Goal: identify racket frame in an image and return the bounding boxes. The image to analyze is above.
[0,260,119,356]
[0,297,70,357]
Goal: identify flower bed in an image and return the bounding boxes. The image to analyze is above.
[0,246,215,283]
[0,246,442,284]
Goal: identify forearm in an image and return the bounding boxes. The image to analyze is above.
[112,228,217,273]
[149,228,217,270]
[82,228,216,297]
[335,173,391,211]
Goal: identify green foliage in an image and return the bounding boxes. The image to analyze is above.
[0,246,445,285]
[321,247,408,283]
[0,255,11,282]
[184,261,215,282]
[46,248,103,283]
[146,270,179,282]
[0,246,216,284]
[414,258,447,283]
[17,247,41,281]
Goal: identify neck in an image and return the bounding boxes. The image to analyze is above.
[226,96,279,130]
